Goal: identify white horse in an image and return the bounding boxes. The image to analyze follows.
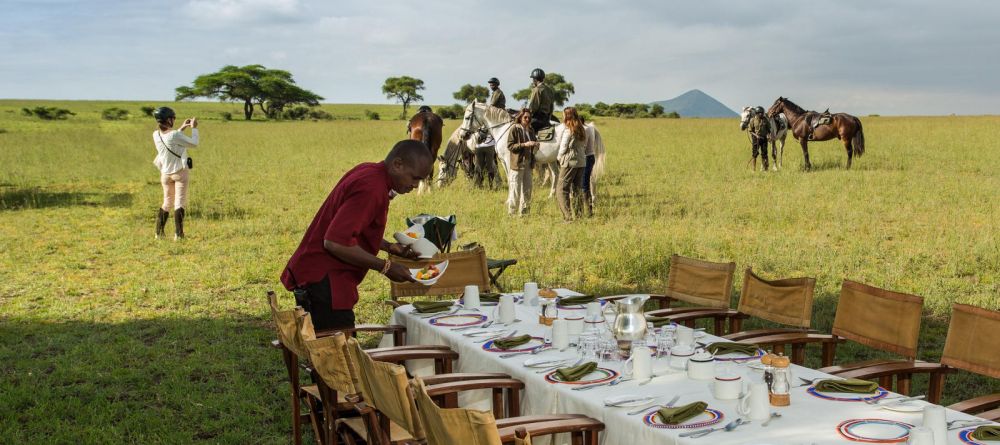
[459,101,606,200]
[740,106,788,170]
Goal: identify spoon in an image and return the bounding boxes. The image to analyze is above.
[761,412,781,427]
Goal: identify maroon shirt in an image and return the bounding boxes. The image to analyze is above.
[281,162,392,309]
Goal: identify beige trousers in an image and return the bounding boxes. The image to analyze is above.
[507,167,533,215]
[161,169,189,211]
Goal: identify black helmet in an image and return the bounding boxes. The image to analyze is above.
[529,68,545,81]
[755,106,765,114]
[417,105,432,113]
[153,106,175,123]
[488,77,499,84]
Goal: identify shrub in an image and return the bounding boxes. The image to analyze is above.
[650,104,665,117]
[435,104,465,120]
[364,110,380,120]
[21,108,32,116]
[0,128,7,134]
[281,106,311,120]
[140,106,155,117]
[309,109,333,120]
[665,111,680,119]
[220,111,233,121]
[24,107,75,120]
[101,107,129,121]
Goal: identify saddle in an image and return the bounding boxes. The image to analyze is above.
[811,108,833,129]
[536,125,557,142]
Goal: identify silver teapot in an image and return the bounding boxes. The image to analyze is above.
[611,294,649,346]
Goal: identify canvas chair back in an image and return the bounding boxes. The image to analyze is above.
[347,338,425,439]
[941,304,1000,379]
[664,254,736,308]
[832,280,923,359]
[300,314,359,395]
[268,292,310,358]
[390,246,490,298]
[738,268,816,328]
[411,378,503,445]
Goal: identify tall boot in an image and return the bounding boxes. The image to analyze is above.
[155,209,169,239]
[173,207,185,240]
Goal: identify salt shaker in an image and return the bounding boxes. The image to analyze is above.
[769,354,791,406]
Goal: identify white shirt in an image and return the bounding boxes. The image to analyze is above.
[153,129,198,174]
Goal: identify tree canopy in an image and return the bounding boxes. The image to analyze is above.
[453,84,489,104]
[511,72,575,108]
[175,65,322,120]
[382,76,425,118]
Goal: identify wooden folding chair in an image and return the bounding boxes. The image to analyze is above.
[640,254,737,333]
[940,304,1000,420]
[816,280,951,403]
[386,246,491,308]
[412,378,605,445]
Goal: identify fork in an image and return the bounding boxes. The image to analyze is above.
[795,376,832,387]
[417,307,458,319]
[947,420,991,430]
[535,357,584,374]
[679,419,746,438]
[865,394,925,405]
[499,344,551,359]
[452,319,493,331]
[627,395,680,415]
[573,376,623,391]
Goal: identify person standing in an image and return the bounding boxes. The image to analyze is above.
[527,68,555,133]
[151,107,198,240]
[747,106,771,171]
[556,107,587,221]
[487,77,506,110]
[280,140,430,330]
[580,116,597,217]
[506,109,539,216]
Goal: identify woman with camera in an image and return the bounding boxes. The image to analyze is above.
[151,107,198,240]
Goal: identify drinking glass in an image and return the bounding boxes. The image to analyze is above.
[656,334,675,359]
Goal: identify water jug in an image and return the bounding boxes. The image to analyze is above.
[611,295,649,349]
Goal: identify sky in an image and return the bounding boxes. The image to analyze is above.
[1,0,999,115]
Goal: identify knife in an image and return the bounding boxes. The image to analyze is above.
[877,394,926,406]
[603,396,655,406]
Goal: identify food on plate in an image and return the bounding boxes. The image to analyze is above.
[538,288,558,298]
[406,232,419,238]
[415,264,441,280]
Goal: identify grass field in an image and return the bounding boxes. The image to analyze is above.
[1,100,998,443]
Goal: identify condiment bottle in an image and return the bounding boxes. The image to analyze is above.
[769,354,791,406]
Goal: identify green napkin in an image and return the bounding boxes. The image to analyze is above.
[813,378,879,393]
[646,316,674,327]
[412,300,453,313]
[706,342,759,356]
[558,295,595,305]
[492,334,532,350]
[971,426,1000,441]
[555,361,598,382]
[478,293,502,303]
[657,401,708,425]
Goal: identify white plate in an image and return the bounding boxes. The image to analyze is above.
[880,400,927,413]
[410,260,448,285]
[604,394,656,407]
[523,355,576,368]
[694,331,706,339]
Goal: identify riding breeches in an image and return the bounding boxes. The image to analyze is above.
[161,169,189,211]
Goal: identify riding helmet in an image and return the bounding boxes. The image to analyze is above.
[488,77,499,85]
[755,106,765,114]
[417,105,433,113]
[153,106,176,123]
[530,68,545,81]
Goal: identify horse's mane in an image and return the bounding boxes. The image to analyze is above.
[778,98,807,115]
[482,104,512,124]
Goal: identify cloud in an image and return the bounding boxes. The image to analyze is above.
[184,0,305,25]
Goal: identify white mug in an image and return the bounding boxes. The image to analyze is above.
[626,346,653,380]
[463,285,481,309]
[713,374,743,400]
[565,316,584,335]
[738,382,771,421]
[551,319,570,349]
[497,295,516,324]
[687,350,716,380]
[922,405,947,445]
[675,326,695,347]
[524,282,539,306]
[585,302,602,320]
[668,345,694,370]
[906,426,934,445]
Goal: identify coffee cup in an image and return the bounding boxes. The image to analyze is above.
[551,319,570,349]
[626,346,653,380]
[669,345,694,370]
[524,282,539,306]
[675,326,695,347]
[713,373,743,400]
[463,285,481,309]
[738,382,771,421]
[687,349,716,380]
[565,316,584,335]
[496,295,516,324]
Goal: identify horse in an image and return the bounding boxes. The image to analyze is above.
[767,97,865,170]
[407,110,444,192]
[436,126,476,187]
[740,106,789,170]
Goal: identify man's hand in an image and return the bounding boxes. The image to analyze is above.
[386,242,419,259]
[384,262,417,283]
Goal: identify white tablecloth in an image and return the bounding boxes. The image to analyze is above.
[381,292,992,444]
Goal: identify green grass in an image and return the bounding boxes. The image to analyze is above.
[1,100,998,443]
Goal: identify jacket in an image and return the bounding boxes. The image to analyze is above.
[558,127,586,168]
[488,88,506,110]
[507,124,536,171]
[528,83,555,116]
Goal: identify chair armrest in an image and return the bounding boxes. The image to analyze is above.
[495,414,587,429]
[385,300,404,309]
[424,378,524,397]
[826,360,951,380]
[314,324,407,346]
[644,306,719,317]
[366,344,452,354]
[724,328,817,341]
[948,393,1000,417]
[497,418,605,442]
[420,373,511,386]
[727,331,836,345]
[368,348,459,364]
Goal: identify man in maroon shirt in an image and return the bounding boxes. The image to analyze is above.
[281,140,433,329]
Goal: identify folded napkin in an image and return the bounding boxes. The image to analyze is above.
[706,342,759,356]
[412,300,453,313]
[492,334,532,350]
[971,425,1000,441]
[478,293,502,303]
[813,378,879,393]
[555,361,597,382]
[657,401,708,425]
[646,316,674,327]
[558,295,595,305]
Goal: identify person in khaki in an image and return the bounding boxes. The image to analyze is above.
[487,77,506,110]
[527,68,555,132]
[506,109,539,216]
[556,107,587,221]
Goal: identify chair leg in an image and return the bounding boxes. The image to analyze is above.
[772,344,786,357]
[713,317,725,336]
[281,348,303,445]
[791,344,806,365]
[821,342,837,367]
[896,373,912,396]
[928,371,946,404]
[879,376,893,392]
[509,387,521,418]
[493,389,504,419]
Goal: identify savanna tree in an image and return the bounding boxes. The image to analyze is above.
[453,84,489,104]
[382,76,424,118]
[175,65,322,120]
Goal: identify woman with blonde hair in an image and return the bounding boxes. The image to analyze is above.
[506,108,539,215]
[556,107,587,221]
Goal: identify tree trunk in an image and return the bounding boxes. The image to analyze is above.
[243,99,253,120]
[401,100,409,120]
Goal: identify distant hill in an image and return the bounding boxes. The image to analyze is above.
[651,89,737,118]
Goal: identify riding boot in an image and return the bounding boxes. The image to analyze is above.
[155,209,169,239]
[173,207,185,241]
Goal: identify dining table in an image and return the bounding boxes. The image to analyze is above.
[381,289,997,445]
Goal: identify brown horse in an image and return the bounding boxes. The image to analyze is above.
[407,109,443,192]
[767,97,865,170]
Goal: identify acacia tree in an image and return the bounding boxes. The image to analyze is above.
[511,72,575,108]
[382,76,424,118]
[453,84,489,104]
[175,65,322,120]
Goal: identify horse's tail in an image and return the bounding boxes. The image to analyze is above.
[592,127,607,178]
[421,119,431,149]
[852,118,865,157]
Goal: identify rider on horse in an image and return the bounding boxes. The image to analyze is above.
[488,77,506,110]
[527,68,556,133]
